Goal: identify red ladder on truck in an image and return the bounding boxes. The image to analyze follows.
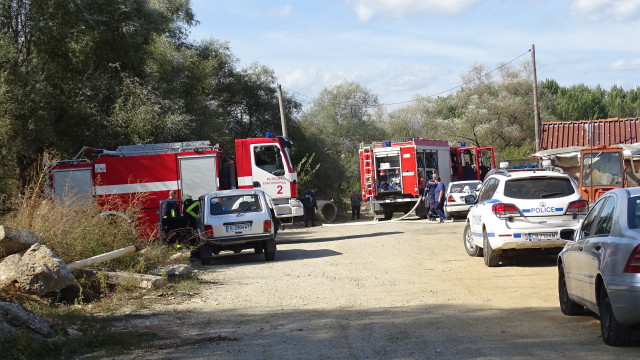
[360,146,375,200]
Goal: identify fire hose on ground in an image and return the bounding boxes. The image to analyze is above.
[387,195,425,222]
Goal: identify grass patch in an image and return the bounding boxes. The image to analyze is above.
[0,159,205,358]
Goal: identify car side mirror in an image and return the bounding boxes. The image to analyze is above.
[559,229,576,241]
[464,194,477,204]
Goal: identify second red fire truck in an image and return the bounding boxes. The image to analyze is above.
[359,138,495,219]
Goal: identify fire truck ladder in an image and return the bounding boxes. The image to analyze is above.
[113,141,217,156]
[361,146,375,199]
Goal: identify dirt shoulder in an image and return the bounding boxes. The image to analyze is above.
[106,219,639,359]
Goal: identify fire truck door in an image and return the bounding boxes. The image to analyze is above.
[179,156,217,199]
[251,144,291,200]
[52,167,93,201]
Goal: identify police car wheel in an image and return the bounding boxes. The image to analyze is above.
[483,230,500,267]
[463,223,482,257]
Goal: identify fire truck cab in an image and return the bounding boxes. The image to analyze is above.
[51,137,303,238]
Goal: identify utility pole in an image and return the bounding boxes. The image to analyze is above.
[531,44,541,152]
[277,84,289,138]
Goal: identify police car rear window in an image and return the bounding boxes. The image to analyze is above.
[503,177,574,199]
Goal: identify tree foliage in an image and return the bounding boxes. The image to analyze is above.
[298,82,386,199]
[0,0,300,196]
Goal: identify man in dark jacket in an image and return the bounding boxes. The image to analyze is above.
[350,190,361,220]
[301,188,318,227]
[424,173,438,221]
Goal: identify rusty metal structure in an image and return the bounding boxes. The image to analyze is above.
[541,117,640,150]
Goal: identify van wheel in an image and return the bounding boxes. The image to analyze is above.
[600,287,632,346]
[483,230,500,267]
[264,239,276,261]
[199,244,214,266]
[463,223,482,257]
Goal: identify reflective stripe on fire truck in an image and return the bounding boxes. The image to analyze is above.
[94,181,177,195]
[237,176,253,187]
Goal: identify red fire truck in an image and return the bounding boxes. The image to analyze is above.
[51,137,304,237]
[359,139,495,220]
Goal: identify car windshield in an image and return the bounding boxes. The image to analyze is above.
[210,194,262,215]
[627,195,640,229]
[503,177,575,199]
[582,151,624,186]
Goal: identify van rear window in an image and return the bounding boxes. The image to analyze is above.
[210,194,262,215]
[504,177,575,199]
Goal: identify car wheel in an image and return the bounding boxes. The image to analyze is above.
[558,266,583,315]
[483,230,500,267]
[463,223,482,257]
[264,239,276,261]
[199,244,214,266]
[600,287,632,346]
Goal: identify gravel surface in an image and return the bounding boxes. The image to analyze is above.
[106,218,639,359]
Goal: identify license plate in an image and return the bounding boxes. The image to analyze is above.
[225,224,251,232]
[527,232,557,241]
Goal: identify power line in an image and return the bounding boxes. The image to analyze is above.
[281,48,532,108]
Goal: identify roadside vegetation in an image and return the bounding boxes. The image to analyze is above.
[3,1,640,205]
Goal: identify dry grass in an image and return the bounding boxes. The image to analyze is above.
[3,158,175,272]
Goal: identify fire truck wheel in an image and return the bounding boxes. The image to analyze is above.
[383,209,393,220]
[264,239,276,261]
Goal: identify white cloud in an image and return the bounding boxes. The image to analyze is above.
[345,0,482,22]
[611,58,640,70]
[269,5,292,18]
[570,0,640,22]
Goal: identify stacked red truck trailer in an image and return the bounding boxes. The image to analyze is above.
[51,137,303,237]
[359,139,495,219]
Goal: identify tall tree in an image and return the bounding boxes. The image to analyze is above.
[299,82,386,198]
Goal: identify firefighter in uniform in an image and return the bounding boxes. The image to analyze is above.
[161,190,179,243]
[183,195,200,229]
[162,190,180,218]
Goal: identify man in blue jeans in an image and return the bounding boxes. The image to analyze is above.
[434,175,447,223]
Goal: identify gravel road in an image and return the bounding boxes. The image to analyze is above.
[109,218,639,359]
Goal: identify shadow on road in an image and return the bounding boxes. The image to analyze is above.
[198,248,342,267]
[279,231,403,245]
[498,252,559,268]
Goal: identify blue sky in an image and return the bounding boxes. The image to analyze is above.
[188,0,640,109]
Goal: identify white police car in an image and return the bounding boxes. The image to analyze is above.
[463,163,588,267]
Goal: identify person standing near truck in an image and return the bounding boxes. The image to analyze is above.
[350,190,361,221]
[162,190,180,218]
[424,173,438,220]
[302,188,318,227]
[434,175,447,223]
